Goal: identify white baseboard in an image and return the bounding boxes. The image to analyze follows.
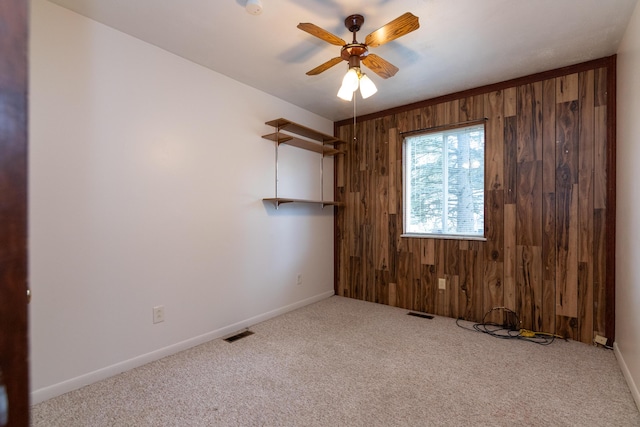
[614,342,640,412]
[31,290,334,405]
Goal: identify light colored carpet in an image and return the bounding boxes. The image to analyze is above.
[31,296,640,426]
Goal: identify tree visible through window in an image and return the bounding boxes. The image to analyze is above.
[403,123,485,238]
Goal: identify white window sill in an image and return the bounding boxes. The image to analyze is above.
[401,233,487,241]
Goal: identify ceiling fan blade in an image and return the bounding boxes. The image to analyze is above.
[364,12,420,48]
[297,23,346,46]
[361,54,399,79]
[306,57,344,75]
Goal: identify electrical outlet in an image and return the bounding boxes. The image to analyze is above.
[153,305,165,324]
[296,274,303,286]
[594,335,608,346]
[438,278,446,290]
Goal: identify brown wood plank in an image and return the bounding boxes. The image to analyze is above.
[556,315,577,340]
[410,239,423,311]
[594,106,607,209]
[359,229,369,301]
[483,260,504,324]
[516,161,543,246]
[472,245,486,321]
[388,214,398,283]
[420,239,435,265]
[517,82,543,162]
[458,251,469,318]
[449,275,460,318]
[556,101,579,184]
[388,129,398,215]
[577,261,594,344]
[349,125,361,192]
[445,99,460,124]
[593,209,606,335]
[422,264,436,315]
[503,116,518,204]
[516,246,542,331]
[460,94,485,122]
[388,282,397,307]
[556,73,579,103]
[503,204,517,311]
[556,100,580,318]
[362,224,375,302]
[336,133,346,189]
[542,78,556,193]
[556,183,579,318]
[375,174,390,271]
[433,240,445,316]
[542,279,556,334]
[375,119,389,178]
[541,193,556,331]
[421,105,437,128]
[348,192,360,257]
[444,240,460,276]
[374,269,389,305]
[397,250,413,309]
[578,70,595,258]
[504,86,517,117]
[442,274,452,318]
[458,242,485,322]
[594,67,607,108]
[541,78,556,332]
[577,70,595,343]
[485,90,504,191]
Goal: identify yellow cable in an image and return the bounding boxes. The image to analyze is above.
[519,329,564,339]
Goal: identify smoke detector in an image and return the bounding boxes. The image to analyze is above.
[245,0,263,15]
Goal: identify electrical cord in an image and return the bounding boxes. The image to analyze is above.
[456,307,565,345]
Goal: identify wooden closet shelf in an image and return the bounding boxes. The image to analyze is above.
[263,198,344,208]
[262,133,343,156]
[265,118,347,145]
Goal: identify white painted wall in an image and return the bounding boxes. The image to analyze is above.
[615,0,640,410]
[29,0,335,403]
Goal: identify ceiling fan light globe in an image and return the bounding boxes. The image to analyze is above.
[337,84,354,101]
[341,68,360,92]
[359,74,377,99]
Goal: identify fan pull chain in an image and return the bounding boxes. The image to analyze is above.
[353,93,357,142]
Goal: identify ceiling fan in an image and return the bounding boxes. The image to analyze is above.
[297,12,420,100]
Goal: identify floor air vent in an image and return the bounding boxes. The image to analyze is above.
[407,312,434,319]
[224,330,254,343]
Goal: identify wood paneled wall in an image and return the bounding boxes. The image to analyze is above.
[334,57,615,344]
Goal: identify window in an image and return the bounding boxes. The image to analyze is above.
[403,123,485,239]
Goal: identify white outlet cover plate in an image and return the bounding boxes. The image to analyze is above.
[153,306,165,324]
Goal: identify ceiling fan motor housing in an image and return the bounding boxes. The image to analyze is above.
[341,44,368,62]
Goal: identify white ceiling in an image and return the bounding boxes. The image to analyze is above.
[47,0,637,122]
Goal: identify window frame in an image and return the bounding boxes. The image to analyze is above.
[401,120,488,241]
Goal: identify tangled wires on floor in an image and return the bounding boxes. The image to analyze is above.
[455,307,565,345]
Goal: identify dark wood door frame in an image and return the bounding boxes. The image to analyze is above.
[0,0,30,425]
